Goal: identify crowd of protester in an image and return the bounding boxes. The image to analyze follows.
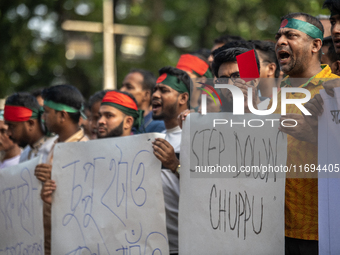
[1,0,340,254]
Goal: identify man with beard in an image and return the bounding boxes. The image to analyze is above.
[97,90,143,138]
[271,12,339,255]
[0,110,21,169]
[4,92,57,166]
[151,66,190,255]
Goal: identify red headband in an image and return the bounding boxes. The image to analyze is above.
[176,54,209,76]
[101,91,138,111]
[156,73,167,84]
[4,105,33,122]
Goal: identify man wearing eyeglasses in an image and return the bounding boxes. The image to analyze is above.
[211,47,261,112]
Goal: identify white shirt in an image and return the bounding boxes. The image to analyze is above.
[19,135,58,164]
[0,154,21,169]
[161,126,181,254]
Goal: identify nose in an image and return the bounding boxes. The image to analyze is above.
[6,127,12,137]
[97,115,105,126]
[152,89,161,100]
[276,34,288,49]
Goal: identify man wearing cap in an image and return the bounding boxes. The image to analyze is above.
[97,90,144,138]
[152,66,190,255]
[0,109,21,169]
[120,69,165,133]
[4,92,57,167]
[272,12,339,255]
[176,54,213,111]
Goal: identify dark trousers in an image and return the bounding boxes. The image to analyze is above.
[285,237,318,255]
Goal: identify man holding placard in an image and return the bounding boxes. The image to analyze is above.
[39,84,89,255]
[151,66,190,255]
[272,13,339,255]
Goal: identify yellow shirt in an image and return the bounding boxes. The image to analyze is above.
[269,65,339,240]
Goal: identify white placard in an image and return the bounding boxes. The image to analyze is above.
[318,87,340,255]
[0,156,43,254]
[51,133,169,255]
[179,113,286,255]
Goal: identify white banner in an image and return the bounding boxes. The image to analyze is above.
[179,113,286,254]
[51,133,169,255]
[0,156,44,255]
[318,87,340,255]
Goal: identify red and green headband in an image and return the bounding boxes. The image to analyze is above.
[101,91,143,129]
[156,73,190,95]
[4,105,40,122]
[280,18,323,40]
[176,54,213,78]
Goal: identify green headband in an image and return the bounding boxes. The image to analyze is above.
[156,74,190,95]
[101,102,144,129]
[44,100,87,120]
[280,18,323,40]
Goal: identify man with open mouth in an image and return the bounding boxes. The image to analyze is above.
[152,66,190,255]
[271,12,340,255]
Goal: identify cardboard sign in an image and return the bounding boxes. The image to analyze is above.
[179,113,286,254]
[318,87,340,255]
[0,157,44,255]
[51,133,169,255]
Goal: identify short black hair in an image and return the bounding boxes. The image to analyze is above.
[6,92,41,110]
[212,47,261,77]
[158,66,191,107]
[212,40,255,58]
[323,36,333,47]
[214,35,246,45]
[31,88,44,98]
[250,40,280,78]
[88,90,107,110]
[323,0,340,16]
[327,42,340,63]
[129,69,156,95]
[42,84,84,124]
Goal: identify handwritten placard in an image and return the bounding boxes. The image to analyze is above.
[318,87,340,255]
[179,113,286,254]
[0,157,44,255]
[51,133,169,255]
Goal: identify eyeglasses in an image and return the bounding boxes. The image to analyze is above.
[215,72,240,84]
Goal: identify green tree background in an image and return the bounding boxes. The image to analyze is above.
[0,0,330,99]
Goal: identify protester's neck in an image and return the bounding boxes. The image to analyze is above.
[164,118,179,130]
[29,128,45,148]
[57,124,80,142]
[3,145,21,161]
[288,63,322,87]
[142,104,151,117]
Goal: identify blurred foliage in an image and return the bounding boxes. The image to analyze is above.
[0,0,330,99]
